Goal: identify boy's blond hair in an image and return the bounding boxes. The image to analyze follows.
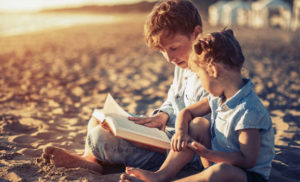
[144,0,202,50]
[190,29,245,71]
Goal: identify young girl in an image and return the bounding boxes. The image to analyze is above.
[120,29,274,182]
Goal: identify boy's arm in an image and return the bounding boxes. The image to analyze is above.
[188,128,260,169]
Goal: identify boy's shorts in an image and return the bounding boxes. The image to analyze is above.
[245,170,267,182]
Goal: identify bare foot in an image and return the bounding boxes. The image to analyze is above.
[120,173,144,182]
[43,146,103,173]
[119,167,164,182]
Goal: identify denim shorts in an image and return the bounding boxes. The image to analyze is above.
[244,170,267,182]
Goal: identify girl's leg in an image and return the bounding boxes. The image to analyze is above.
[188,117,212,168]
[174,163,247,182]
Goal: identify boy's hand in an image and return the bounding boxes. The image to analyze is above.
[187,141,207,155]
[128,112,169,131]
[100,120,112,132]
[171,130,189,152]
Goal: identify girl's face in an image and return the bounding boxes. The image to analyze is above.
[196,66,215,95]
[189,53,223,97]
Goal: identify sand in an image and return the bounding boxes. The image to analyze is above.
[0,13,299,181]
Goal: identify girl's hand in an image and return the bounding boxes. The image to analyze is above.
[187,141,207,155]
[171,130,189,152]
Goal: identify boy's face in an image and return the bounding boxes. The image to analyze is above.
[158,31,197,69]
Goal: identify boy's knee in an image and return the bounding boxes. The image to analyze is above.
[87,126,121,162]
[87,126,111,150]
[189,117,210,139]
[87,117,100,132]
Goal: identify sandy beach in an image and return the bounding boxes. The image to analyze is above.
[0,13,299,181]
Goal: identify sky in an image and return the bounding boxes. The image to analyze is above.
[0,0,154,12]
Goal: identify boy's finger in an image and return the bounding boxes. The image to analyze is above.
[130,117,152,125]
[134,120,147,125]
[128,116,146,121]
[100,123,111,132]
[128,116,137,120]
[136,118,151,124]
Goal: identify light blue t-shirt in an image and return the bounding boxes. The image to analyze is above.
[208,78,275,180]
[156,66,209,128]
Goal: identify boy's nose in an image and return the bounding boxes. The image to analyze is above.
[162,51,172,63]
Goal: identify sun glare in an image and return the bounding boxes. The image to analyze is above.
[0,0,143,12]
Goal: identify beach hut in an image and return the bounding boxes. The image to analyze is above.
[250,0,292,29]
[237,2,253,26]
[291,0,300,30]
[221,0,252,26]
[208,1,228,26]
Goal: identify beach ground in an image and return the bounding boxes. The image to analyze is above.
[0,13,299,181]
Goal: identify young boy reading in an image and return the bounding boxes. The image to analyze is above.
[120,29,275,182]
[43,0,208,173]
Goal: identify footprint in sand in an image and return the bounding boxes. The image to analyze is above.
[0,114,37,134]
[5,163,39,181]
[9,134,38,144]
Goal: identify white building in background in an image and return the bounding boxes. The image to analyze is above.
[250,0,291,29]
[221,1,252,26]
[236,3,253,26]
[291,0,300,30]
[208,1,227,26]
[208,0,295,30]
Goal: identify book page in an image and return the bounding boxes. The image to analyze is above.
[102,93,130,117]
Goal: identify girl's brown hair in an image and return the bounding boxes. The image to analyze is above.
[192,29,245,71]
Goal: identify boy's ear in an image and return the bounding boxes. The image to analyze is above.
[206,63,218,78]
[193,25,202,38]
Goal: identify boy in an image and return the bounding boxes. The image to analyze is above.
[43,0,208,173]
[120,29,275,182]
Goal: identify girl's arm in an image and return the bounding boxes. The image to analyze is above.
[188,128,260,169]
[172,98,211,152]
[175,98,211,132]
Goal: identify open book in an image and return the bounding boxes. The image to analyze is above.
[92,93,171,150]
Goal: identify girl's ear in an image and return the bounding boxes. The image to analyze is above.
[206,63,218,78]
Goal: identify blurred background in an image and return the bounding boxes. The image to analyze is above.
[0,0,299,36]
[0,0,299,181]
